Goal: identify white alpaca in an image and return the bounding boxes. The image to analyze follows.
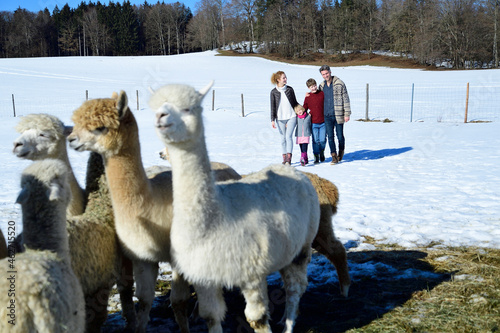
[151,82,320,333]
[0,159,85,333]
[12,114,136,332]
[67,92,242,333]
[13,113,85,216]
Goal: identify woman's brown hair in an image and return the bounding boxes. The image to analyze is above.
[271,71,285,85]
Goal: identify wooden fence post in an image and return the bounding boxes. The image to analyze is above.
[12,94,16,117]
[365,83,369,121]
[464,82,470,123]
[241,94,245,117]
[410,83,415,122]
[137,90,139,110]
[86,90,89,101]
[212,90,215,111]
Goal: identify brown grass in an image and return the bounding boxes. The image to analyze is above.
[216,49,437,70]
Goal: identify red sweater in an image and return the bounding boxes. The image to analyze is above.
[303,91,325,124]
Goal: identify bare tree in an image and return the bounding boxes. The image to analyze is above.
[231,0,257,52]
[82,8,109,56]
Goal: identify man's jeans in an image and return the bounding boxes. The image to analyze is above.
[324,115,345,154]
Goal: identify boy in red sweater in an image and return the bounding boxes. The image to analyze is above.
[303,78,326,163]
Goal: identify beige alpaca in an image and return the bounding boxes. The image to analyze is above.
[68,92,241,333]
[0,230,7,259]
[0,159,85,333]
[151,82,320,333]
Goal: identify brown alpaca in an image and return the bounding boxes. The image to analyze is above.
[303,172,351,296]
[68,91,241,333]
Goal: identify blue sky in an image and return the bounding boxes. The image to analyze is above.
[1,0,199,13]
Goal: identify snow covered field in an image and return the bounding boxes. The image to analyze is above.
[1,50,499,330]
[1,50,498,252]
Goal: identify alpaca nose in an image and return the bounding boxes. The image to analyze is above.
[13,141,23,151]
[156,112,168,122]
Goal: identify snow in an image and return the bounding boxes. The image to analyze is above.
[1,51,499,305]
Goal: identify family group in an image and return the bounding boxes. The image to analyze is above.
[270,65,352,166]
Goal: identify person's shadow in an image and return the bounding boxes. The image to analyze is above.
[339,147,413,163]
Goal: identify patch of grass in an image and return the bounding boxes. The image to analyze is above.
[344,245,500,333]
[216,49,435,70]
[356,118,393,123]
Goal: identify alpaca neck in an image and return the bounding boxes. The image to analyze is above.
[169,138,218,226]
[103,139,150,208]
[58,145,85,215]
[23,200,70,258]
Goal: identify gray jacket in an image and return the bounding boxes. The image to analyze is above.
[295,114,312,138]
[319,76,351,124]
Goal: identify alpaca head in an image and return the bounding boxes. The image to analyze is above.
[68,91,136,158]
[16,159,71,213]
[13,114,73,160]
[150,82,213,146]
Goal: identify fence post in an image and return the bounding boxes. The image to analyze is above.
[86,90,89,101]
[410,83,415,122]
[241,94,245,117]
[137,90,139,110]
[464,82,469,123]
[212,90,215,111]
[365,83,369,120]
[12,94,16,117]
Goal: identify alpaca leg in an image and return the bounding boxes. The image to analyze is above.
[279,247,311,333]
[133,260,159,333]
[193,284,226,333]
[117,255,137,331]
[312,212,351,297]
[170,270,191,333]
[84,286,112,332]
[240,280,272,333]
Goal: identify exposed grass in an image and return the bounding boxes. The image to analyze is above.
[356,118,394,123]
[216,49,436,70]
[341,244,500,333]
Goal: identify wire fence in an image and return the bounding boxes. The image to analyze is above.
[1,83,499,122]
[347,83,500,122]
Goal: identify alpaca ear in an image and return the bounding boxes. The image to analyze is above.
[16,187,28,205]
[63,126,73,137]
[199,81,214,98]
[116,90,129,119]
[148,86,155,94]
[111,91,118,99]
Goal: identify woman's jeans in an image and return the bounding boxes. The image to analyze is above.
[324,115,345,154]
[311,122,326,155]
[277,117,297,154]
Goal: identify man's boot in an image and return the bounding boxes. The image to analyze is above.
[314,154,320,164]
[282,154,287,164]
[338,150,344,162]
[330,152,338,165]
[285,153,292,165]
[319,150,325,162]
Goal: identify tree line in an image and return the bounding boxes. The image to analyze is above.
[0,0,498,69]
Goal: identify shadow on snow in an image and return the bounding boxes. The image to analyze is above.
[102,247,450,333]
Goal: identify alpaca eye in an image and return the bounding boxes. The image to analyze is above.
[93,126,108,134]
[182,108,190,113]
